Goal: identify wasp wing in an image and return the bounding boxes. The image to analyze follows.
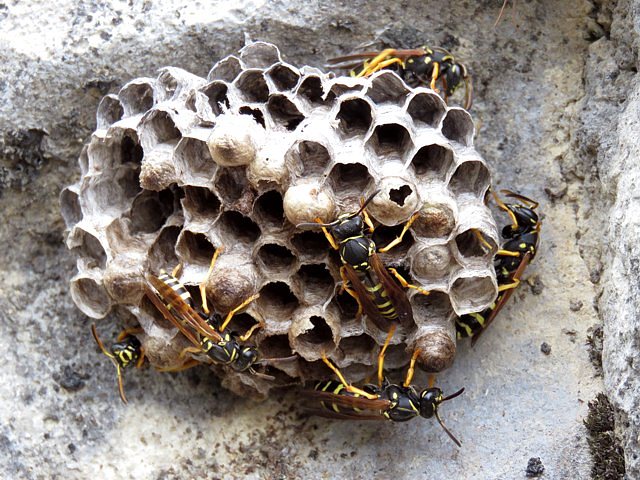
[342,264,397,332]
[471,252,532,346]
[327,48,427,66]
[300,389,391,420]
[369,253,414,328]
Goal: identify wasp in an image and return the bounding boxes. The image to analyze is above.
[297,191,429,350]
[328,46,473,109]
[303,344,464,446]
[91,324,145,404]
[144,250,291,378]
[456,190,540,344]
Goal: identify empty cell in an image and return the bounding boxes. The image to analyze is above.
[96,94,124,129]
[208,55,243,82]
[455,229,496,259]
[234,70,270,103]
[174,137,216,184]
[239,42,281,69]
[450,275,496,314]
[366,72,410,105]
[267,95,305,130]
[411,144,454,178]
[328,79,363,98]
[406,92,446,128]
[213,167,254,211]
[295,263,334,304]
[368,123,412,157]
[266,64,300,91]
[339,334,376,356]
[291,230,329,259]
[73,228,108,269]
[70,275,111,319]
[332,291,360,321]
[182,186,222,219]
[176,230,217,266]
[60,186,81,228]
[147,226,181,270]
[336,98,373,138]
[327,162,373,198]
[411,290,453,320]
[253,190,284,228]
[224,312,261,339]
[258,281,300,319]
[119,80,154,116]
[297,76,325,103]
[286,140,332,177]
[201,81,230,116]
[120,134,144,165]
[259,334,294,358]
[449,160,491,197]
[156,69,179,102]
[239,106,266,128]
[256,243,296,274]
[129,188,177,234]
[442,108,474,146]
[298,315,334,345]
[217,211,261,245]
[142,110,181,146]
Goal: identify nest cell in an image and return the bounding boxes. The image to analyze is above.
[336,97,373,138]
[293,312,338,360]
[265,64,301,91]
[296,75,325,104]
[72,227,108,270]
[234,70,270,103]
[450,274,497,315]
[442,108,475,146]
[207,55,243,82]
[449,160,491,197]
[96,94,124,129]
[128,188,177,235]
[455,229,496,261]
[119,79,155,116]
[213,167,255,213]
[405,92,446,128]
[201,81,230,116]
[255,243,297,275]
[410,242,454,281]
[139,110,182,150]
[60,186,81,228]
[258,281,300,320]
[366,71,411,106]
[372,224,415,263]
[216,211,261,246]
[266,95,305,130]
[175,230,217,267]
[367,123,413,158]
[290,230,329,262]
[412,199,458,239]
[70,273,112,319]
[173,137,216,186]
[182,186,222,223]
[147,226,181,270]
[286,140,332,177]
[327,162,373,199]
[239,42,281,69]
[253,190,285,230]
[293,263,334,305]
[410,143,454,180]
[339,334,376,364]
[258,334,294,359]
[239,106,266,128]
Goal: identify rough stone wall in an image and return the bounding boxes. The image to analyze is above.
[0,0,634,478]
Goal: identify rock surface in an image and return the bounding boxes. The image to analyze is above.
[0,0,633,478]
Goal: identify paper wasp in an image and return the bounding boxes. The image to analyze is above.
[456,190,540,344]
[328,46,473,109]
[303,344,464,446]
[297,190,429,338]
[91,323,145,404]
[144,250,292,378]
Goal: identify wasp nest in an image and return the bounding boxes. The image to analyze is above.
[61,42,498,397]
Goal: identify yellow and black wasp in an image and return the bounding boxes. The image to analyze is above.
[144,250,292,378]
[303,345,464,446]
[328,46,473,109]
[91,324,145,404]
[297,190,429,353]
[456,190,540,345]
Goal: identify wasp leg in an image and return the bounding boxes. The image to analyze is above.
[321,353,378,399]
[463,75,473,110]
[428,373,436,389]
[497,249,521,257]
[430,62,441,92]
[238,322,263,342]
[403,348,422,387]
[377,324,397,387]
[200,247,224,315]
[91,324,115,360]
[388,268,431,296]
[361,206,375,234]
[491,189,519,230]
[473,229,494,253]
[339,266,363,317]
[378,213,419,253]
[116,327,143,342]
[156,358,202,372]
[115,364,128,404]
[354,49,399,77]
[219,293,260,333]
[497,278,521,292]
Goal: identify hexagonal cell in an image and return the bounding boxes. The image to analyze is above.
[410,144,454,179]
[96,94,124,129]
[339,334,376,363]
[286,140,332,177]
[367,123,412,158]
[253,190,285,230]
[449,160,491,197]
[60,186,81,228]
[70,274,111,319]
[367,176,420,226]
[223,312,261,340]
[155,67,194,103]
[239,106,266,128]
[208,55,242,82]
[259,334,295,359]
[412,199,457,239]
[290,230,329,261]
[450,274,497,315]
[296,314,336,352]
[406,92,446,128]
[182,186,222,222]
[140,110,182,148]
[147,225,181,270]
[442,108,474,146]
[332,290,360,322]
[256,243,296,275]
[119,79,154,116]
[72,227,108,269]
[213,167,255,213]
[373,224,415,263]
[175,230,217,267]
[294,263,334,305]
[174,137,216,186]
[128,188,178,235]
[239,42,281,69]
[327,162,373,199]
[87,130,143,171]
[265,64,300,91]
[258,281,300,320]
[327,78,364,99]
[366,71,411,106]
[335,97,373,138]
[266,95,305,130]
[216,211,261,247]
[455,229,496,261]
[234,70,270,103]
[297,75,325,104]
[410,242,454,281]
[201,81,230,116]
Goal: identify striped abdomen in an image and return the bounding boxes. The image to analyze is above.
[157,271,193,309]
[357,269,399,321]
[455,300,497,338]
[315,380,368,414]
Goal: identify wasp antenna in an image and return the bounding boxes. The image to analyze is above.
[115,364,128,404]
[441,387,465,403]
[353,189,381,217]
[296,219,341,229]
[435,410,462,447]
